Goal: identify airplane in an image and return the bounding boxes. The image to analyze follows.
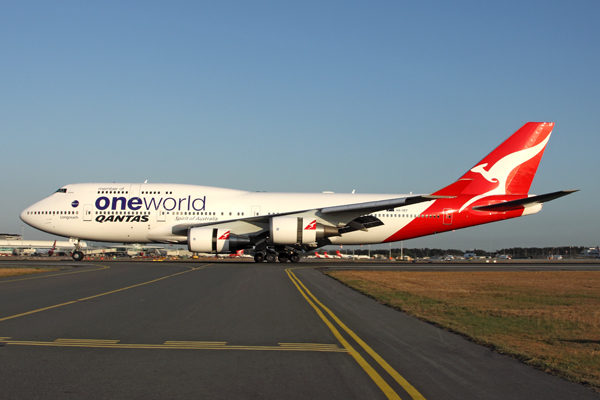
[323,251,338,259]
[47,240,57,257]
[335,250,348,259]
[334,250,371,260]
[20,122,577,263]
[315,251,338,259]
[217,249,249,258]
[580,247,600,258]
[335,250,353,259]
[0,238,89,256]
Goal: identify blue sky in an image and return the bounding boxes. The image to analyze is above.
[1,1,598,251]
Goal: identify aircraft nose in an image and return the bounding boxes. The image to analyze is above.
[20,205,38,227]
[20,208,31,224]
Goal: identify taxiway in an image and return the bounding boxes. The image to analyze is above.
[0,260,597,399]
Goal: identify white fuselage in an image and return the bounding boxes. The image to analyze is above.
[20,183,432,245]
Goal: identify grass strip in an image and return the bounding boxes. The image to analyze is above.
[326,270,600,391]
[0,268,61,278]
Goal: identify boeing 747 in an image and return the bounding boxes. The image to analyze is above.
[20,122,577,263]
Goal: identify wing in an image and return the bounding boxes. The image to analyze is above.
[169,194,453,237]
[319,194,449,214]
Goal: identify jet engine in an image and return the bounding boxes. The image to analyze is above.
[270,217,339,245]
[188,227,250,253]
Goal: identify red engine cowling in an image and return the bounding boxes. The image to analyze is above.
[188,227,250,253]
[270,217,339,245]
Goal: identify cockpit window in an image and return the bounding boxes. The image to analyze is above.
[55,188,67,194]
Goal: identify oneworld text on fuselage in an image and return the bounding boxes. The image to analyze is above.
[94,195,206,212]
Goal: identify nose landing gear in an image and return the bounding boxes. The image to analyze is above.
[71,239,85,261]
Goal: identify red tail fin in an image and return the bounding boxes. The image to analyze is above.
[48,240,57,256]
[229,250,243,257]
[433,122,553,197]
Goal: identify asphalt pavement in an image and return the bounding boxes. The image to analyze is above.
[0,260,597,399]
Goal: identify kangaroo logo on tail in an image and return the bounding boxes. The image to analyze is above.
[470,163,497,183]
[459,123,553,212]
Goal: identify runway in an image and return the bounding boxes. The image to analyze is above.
[0,260,597,399]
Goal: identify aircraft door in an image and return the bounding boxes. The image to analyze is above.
[130,184,141,198]
[443,208,453,225]
[157,207,166,222]
[251,206,261,217]
[84,204,93,221]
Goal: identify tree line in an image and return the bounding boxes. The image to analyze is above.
[342,246,588,259]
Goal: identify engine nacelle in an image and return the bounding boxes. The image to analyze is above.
[188,227,250,253]
[270,217,339,245]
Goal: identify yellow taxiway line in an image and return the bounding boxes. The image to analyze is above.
[0,264,206,322]
[0,264,110,283]
[286,267,426,400]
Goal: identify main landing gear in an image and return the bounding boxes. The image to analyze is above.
[254,249,301,263]
[71,239,84,261]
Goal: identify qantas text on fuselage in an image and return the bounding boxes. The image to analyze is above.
[21,122,577,263]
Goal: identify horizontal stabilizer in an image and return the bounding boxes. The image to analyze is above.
[471,190,578,212]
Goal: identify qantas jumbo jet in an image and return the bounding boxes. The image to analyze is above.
[21,122,576,263]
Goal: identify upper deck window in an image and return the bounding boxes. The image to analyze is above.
[55,188,67,194]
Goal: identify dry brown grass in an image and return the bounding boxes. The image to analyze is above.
[0,268,58,278]
[327,270,600,390]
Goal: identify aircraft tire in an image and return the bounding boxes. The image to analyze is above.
[278,254,289,263]
[254,253,265,263]
[72,251,84,262]
[289,253,300,263]
[265,253,277,263]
